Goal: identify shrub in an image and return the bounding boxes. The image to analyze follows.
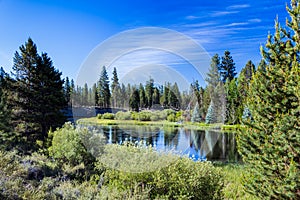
[130,111,138,120]
[48,123,104,180]
[101,113,115,120]
[97,114,102,119]
[167,113,176,122]
[138,111,151,121]
[115,111,131,120]
[150,112,159,121]
[96,143,224,199]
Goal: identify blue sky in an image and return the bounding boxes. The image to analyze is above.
[0,0,289,87]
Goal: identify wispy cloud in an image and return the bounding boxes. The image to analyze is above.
[227,4,250,10]
[77,27,211,87]
[182,21,218,28]
[210,11,239,17]
[185,15,199,20]
[248,18,262,23]
[223,22,249,27]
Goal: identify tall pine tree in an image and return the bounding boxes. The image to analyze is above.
[111,67,121,108]
[10,38,66,143]
[237,0,300,198]
[97,66,111,108]
[219,50,236,83]
[205,54,226,124]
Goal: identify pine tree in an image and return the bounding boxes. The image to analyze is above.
[111,67,121,108]
[153,87,160,105]
[206,54,220,89]
[64,77,72,106]
[145,78,154,109]
[225,78,239,124]
[10,38,66,142]
[139,83,146,109]
[205,101,217,124]
[162,82,170,108]
[83,83,89,106]
[0,67,11,132]
[129,88,140,112]
[191,102,201,122]
[70,79,75,106]
[92,83,97,106]
[236,61,256,123]
[206,54,226,123]
[219,50,236,83]
[97,66,111,108]
[237,1,300,198]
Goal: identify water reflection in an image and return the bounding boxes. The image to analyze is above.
[95,126,239,162]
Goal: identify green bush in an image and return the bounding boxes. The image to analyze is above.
[101,113,115,120]
[130,111,138,120]
[138,111,151,121]
[96,143,224,199]
[115,111,131,120]
[167,113,176,122]
[97,114,102,119]
[48,123,103,180]
[150,112,159,121]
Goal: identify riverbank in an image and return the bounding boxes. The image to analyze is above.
[77,117,243,131]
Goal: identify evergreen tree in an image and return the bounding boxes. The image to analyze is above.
[83,83,89,106]
[139,83,146,109]
[236,61,256,123]
[206,54,220,89]
[219,50,236,83]
[120,83,126,108]
[64,77,72,106]
[129,88,140,112]
[206,54,226,123]
[225,78,239,124]
[10,38,66,142]
[162,82,170,108]
[205,101,217,124]
[171,82,181,109]
[153,87,160,105]
[0,67,11,132]
[70,79,75,106]
[111,67,121,108]
[168,88,178,109]
[97,66,111,108]
[145,78,154,109]
[92,83,97,106]
[238,1,300,198]
[191,102,201,122]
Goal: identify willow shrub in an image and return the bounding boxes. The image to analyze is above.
[96,142,224,199]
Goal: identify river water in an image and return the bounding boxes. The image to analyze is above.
[88,125,240,162]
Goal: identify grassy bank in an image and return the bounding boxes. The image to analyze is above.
[77,117,243,131]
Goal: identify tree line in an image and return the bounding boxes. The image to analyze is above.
[66,49,254,125]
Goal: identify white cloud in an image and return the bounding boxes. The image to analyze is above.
[77,27,211,88]
[248,18,262,23]
[185,15,199,20]
[227,4,250,10]
[210,11,239,17]
[182,21,218,28]
[223,22,249,27]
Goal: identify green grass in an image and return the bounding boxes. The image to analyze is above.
[77,117,184,127]
[77,117,244,131]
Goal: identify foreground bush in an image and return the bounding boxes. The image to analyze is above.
[96,143,224,199]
